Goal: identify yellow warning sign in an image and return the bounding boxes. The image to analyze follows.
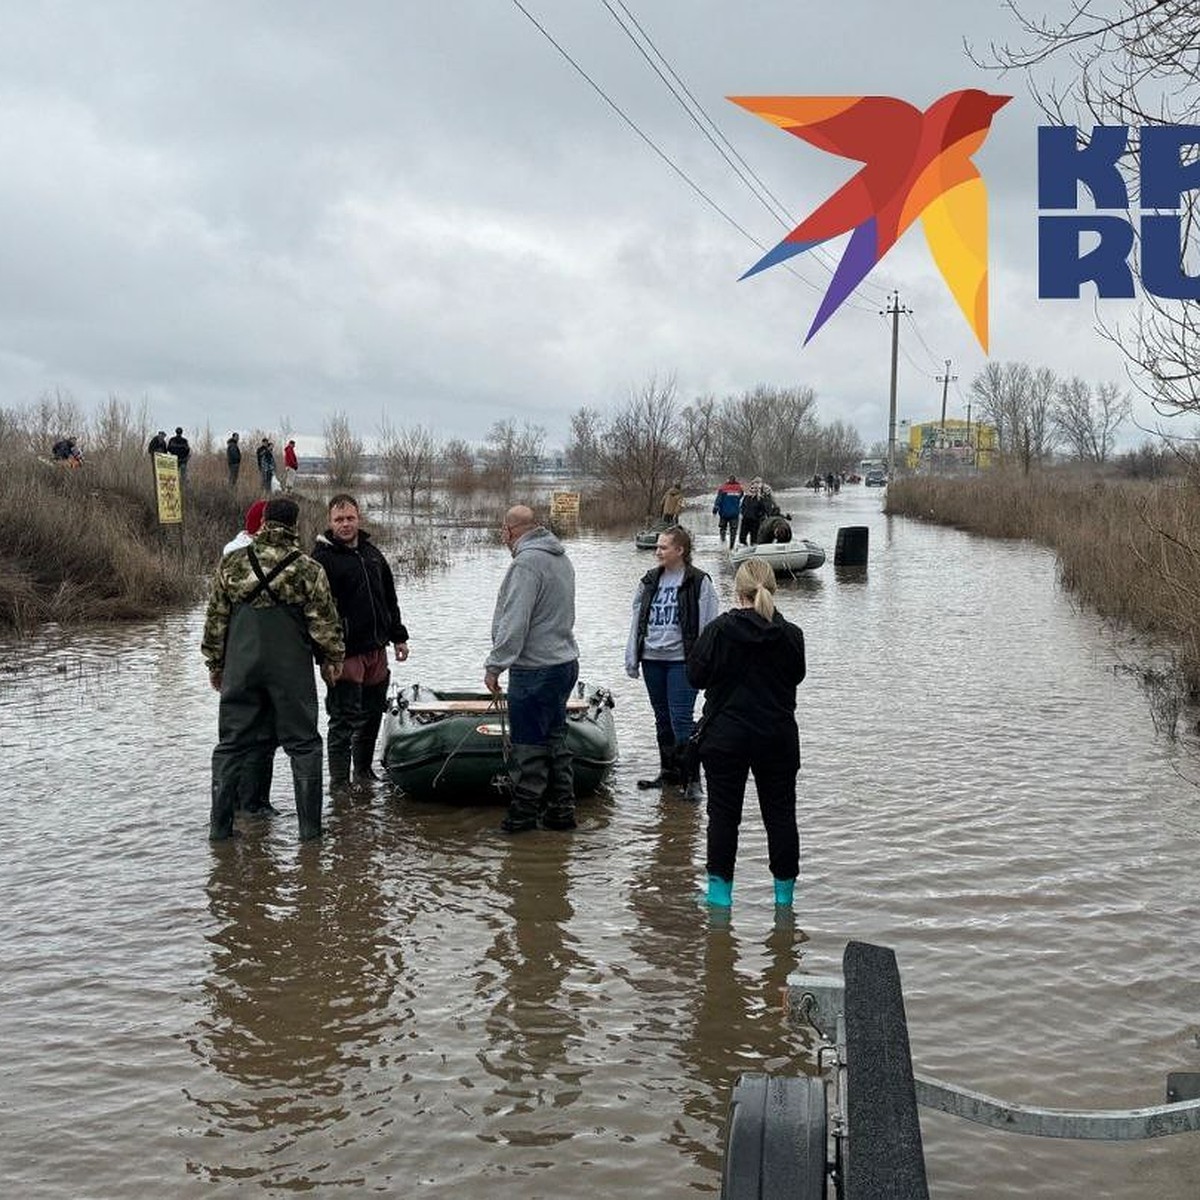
[153,453,183,525]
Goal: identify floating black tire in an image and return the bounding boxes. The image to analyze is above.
[720,1072,828,1199]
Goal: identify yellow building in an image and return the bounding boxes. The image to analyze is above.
[905,418,996,470]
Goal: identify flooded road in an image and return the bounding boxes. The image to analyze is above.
[2,486,1198,1197]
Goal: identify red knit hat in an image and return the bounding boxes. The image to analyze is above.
[244,499,268,534]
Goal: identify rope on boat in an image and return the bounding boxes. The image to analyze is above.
[428,691,509,792]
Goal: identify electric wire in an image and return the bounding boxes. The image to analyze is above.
[901,310,946,376]
[511,0,827,296]
[515,0,966,360]
[600,0,888,312]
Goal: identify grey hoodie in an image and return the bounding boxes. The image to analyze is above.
[486,526,578,673]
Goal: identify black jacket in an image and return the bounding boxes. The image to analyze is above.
[148,434,168,454]
[313,530,409,657]
[166,434,190,463]
[686,608,806,744]
[226,438,241,465]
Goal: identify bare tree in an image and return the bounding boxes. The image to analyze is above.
[1053,377,1133,463]
[30,388,84,456]
[812,418,865,476]
[1027,366,1057,462]
[718,387,774,476]
[323,411,363,489]
[91,393,150,455]
[762,386,819,481]
[482,418,546,491]
[977,3,1200,421]
[441,437,478,493]
[380,419,437,511]
[715,384,821,482]
[679,395,718,475]
[971,361,1047,460]
[596,375,686,517]
[566,406,603,475]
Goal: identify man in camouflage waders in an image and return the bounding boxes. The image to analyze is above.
[202,497,344,841]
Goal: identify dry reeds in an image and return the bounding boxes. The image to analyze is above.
[0,400,333,631]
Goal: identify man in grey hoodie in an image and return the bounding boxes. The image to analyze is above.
[484,504,580,832]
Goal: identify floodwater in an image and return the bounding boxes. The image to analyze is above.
[2,486,1199,1198]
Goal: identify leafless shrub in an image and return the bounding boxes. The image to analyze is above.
[323,411,363,489]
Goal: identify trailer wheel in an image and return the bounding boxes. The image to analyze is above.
[720,1072,828,1199]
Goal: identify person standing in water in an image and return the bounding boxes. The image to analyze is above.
[686,558,806,909]
[625,524,718,802]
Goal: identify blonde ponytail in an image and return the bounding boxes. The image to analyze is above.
[734,558,777,620]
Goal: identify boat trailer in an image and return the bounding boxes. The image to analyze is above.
[719,940,1200,1198]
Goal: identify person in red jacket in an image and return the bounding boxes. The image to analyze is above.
[283,439,299,492]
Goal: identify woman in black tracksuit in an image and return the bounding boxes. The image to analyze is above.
[686,558,806,909]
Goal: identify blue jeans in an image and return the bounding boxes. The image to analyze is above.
[641,659,698,745]
[507,660,579,746]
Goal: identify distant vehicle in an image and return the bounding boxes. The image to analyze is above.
[865,469,887,487]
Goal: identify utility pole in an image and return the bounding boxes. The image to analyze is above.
[883,291,911,475]
[936,360,957,431]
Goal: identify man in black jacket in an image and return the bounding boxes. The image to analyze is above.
[313,494,410,790]
[226,432,241,487]
[166,426,191,485]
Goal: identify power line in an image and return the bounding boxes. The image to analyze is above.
[600,0,889,310]
[901,310,945,376]
[602,0,793,229]
[510,0,835,296]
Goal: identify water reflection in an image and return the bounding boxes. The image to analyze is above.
[3,489,1200,1197]
[190,816,407,1188]
[477,833,586,1145]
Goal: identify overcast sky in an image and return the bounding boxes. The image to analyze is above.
[0,1,1158,453]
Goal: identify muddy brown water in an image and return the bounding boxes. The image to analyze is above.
[2,487,1198,1197]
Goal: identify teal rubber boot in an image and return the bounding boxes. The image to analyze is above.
[773,877,795,907]
[706,874,733,908]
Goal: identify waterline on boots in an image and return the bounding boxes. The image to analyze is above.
[500,813,539,833]
[773,877,795,907]
[705,874,732,907]
[636,744,680,789]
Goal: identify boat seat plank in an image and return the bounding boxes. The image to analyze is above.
[407,697,591,715]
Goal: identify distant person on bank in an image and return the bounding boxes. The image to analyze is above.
[202,497,344,842]
[51,436,82,466]
[313,494,410,792]
[686,558,806,909]
[625,524,718,802]
[485,504,580,833]
[256,437,276,494]
[283,439,299,492]
[167,427,191,485]
[226,432,241,488]
[148,430,168,455]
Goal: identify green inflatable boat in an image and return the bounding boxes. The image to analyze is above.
[382,684,618,802]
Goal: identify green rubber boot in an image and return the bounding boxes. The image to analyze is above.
[706,874,733,908]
